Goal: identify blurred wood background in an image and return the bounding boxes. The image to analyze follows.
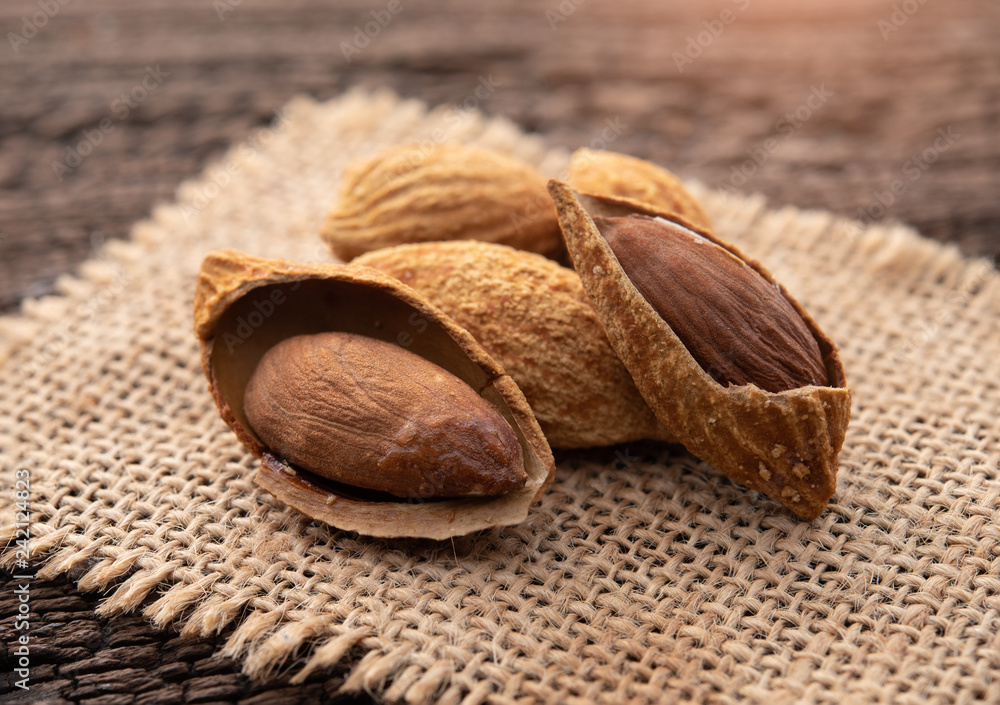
[1,0,998,703]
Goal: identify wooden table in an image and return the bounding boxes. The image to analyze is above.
[2,1,998,702]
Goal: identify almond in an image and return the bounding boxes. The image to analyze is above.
[323,143,563,261]
[591,214,828,393]
[355,241,674,448]
[548,182,851,520]
[244,331,527,499]
[193,249,555,539]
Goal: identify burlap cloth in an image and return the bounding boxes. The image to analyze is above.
[2,90,999,705]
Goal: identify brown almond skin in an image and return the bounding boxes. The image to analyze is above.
[243,331,526,499]
[592,214,828,393]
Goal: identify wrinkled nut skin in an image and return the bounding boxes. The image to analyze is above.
[355,241,675,448]
[568,149,712,232]
[593,214,828,394]
[548,181,851,520]
[244,332,527,498]
[322,143,563,261]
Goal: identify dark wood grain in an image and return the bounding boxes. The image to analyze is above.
[1,0,998,702]
[1,0,998,312]
[0,572,375,704]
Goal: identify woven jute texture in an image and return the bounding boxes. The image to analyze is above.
[2,90,1000,705]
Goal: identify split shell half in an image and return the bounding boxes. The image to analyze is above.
[193,249,555,539]
[355,241,675,448]
[567,148,713,233]
[548,182,851,520]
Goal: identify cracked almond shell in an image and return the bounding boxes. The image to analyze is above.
[355,241,674,448]
[567,149,712,232]
[548,182,851,519]
[193,249,554,539]
[322,143,563,261]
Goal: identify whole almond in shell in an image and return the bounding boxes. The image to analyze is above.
[323,143,563,261]
[354,241,674,449]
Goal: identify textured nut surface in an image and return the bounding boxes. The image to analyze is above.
[568,149,712,231]
[322,143,563,261]
[549,182,851,520]
[355,241,674,448]
[244,331,526,498]
[593,214,828,393]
